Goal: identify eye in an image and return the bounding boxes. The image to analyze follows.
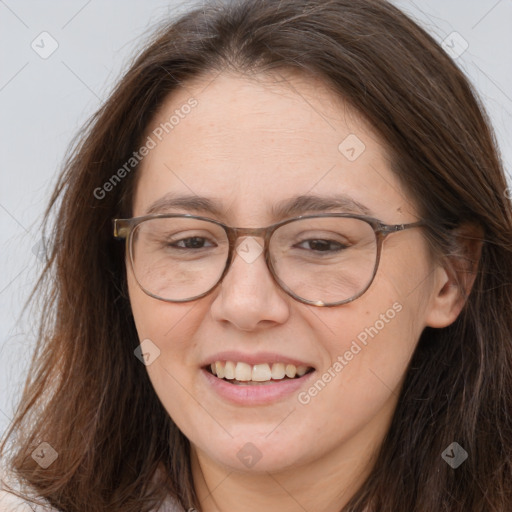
[168,236,216,250]
[295,239,348,252]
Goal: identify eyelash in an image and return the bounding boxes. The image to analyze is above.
[168,236,347,253]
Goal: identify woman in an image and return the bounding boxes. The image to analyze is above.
[1,0,511,510]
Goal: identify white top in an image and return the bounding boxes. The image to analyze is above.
[0,467,185,512]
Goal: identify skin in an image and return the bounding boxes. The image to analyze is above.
[127,69,468,512]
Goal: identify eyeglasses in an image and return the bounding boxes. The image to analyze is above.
[113,213,426,307]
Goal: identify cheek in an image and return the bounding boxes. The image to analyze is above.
[284,300,417,467]
[127,267,220,425]
[127,267,196,343]
[301,242,431,426]
[306,300,411,406]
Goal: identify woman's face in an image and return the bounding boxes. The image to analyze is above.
[127,70,449,477]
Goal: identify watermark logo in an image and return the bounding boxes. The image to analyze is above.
[338,134,366,162]
[31,442,58,469]
[236,442,263,468]
[31,237,48,263]
[236,237,263,264]
[441,442,468,469]
[31,31,59,59]
[441,31,469,60]
[134,338,161,366]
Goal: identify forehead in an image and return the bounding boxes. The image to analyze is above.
[132,70,415,223]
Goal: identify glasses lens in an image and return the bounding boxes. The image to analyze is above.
[269,216,377,304]
[130,217,229,301]
[129,216,378,304]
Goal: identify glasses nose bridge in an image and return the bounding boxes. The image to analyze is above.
[221,225,274,291]
[228,225,271,247]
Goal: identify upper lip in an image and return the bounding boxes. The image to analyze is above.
[201,351,315,369]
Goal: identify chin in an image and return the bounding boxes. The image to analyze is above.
[193,433,311,474]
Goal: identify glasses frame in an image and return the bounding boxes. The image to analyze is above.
[113,212,426,307]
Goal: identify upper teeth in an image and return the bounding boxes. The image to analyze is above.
[210,361,311,381]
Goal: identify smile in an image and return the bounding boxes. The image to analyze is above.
[207,361,314,383]
[201,361,316,405]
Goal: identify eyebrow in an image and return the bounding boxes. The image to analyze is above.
[144,192,374,219]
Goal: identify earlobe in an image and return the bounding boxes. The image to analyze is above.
[424,222,484,329]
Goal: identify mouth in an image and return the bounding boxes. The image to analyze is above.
[204,361,315,385]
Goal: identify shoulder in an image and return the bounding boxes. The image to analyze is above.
[0,488,56,511]
[0,467,55,512]
[0,489,185,512]
[0,467,185,512]
[154,493,187,512]
[157,500,187,512]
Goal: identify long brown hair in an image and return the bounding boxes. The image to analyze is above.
[1,0,511,510]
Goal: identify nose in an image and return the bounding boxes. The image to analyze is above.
[209,236,290,331]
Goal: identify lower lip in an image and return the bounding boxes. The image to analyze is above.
[201,368,316,406]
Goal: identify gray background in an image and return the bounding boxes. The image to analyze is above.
[1,0,511,438]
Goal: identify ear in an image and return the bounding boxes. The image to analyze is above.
[424,222,484,328]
